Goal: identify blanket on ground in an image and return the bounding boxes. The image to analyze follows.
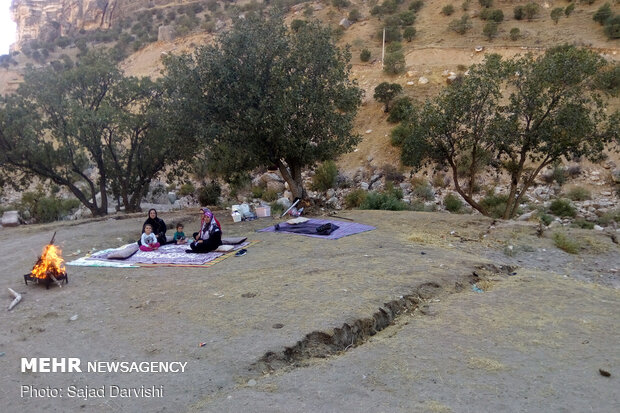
[257,219,375,240]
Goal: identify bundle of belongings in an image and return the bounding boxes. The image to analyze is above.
[258,218,375,240]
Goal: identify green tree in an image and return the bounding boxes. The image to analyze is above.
[482,21,498,40]
[394,46,617,218]
[551,7,564,24]
[374,82,403,112]
[604,15,620,39]
[403,26,417,41]
[0,51,189,215]
[524,2,540,21]
[360,48,371,62]
[387,96,415,123]
[383,50,406,74]
[565,3,575,16]
[593,3,612,25]
[449,15,473,34]
[162,15,362,200]
[509,27,520,41]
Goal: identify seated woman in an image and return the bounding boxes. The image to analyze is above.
[140,208,167,246]
[186,207,222,253]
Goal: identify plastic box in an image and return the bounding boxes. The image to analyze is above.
[256,206,271,217]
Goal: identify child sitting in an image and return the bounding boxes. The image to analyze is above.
[173,223,187,244]
[139,224,160,251]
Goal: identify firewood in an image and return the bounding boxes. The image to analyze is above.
[8,288,22,311]
[49,273,62,288]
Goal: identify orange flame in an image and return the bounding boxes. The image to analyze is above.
[31,244,65,280]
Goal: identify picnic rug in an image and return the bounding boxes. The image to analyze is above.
[66,241,255,268]
[257,218,375,240]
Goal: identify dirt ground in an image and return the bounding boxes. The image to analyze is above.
[0,209,618,412]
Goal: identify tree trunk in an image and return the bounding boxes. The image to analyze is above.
[275,159,308,200]
[448,159,487,216]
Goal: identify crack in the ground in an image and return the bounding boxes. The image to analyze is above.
[249,263,517,376]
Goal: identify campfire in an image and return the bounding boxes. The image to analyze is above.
[24,232,68,289]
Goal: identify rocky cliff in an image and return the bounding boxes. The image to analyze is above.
[9,0,185,51]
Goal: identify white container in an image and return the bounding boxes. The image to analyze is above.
[232,212,242,222]
[256,206,271,217]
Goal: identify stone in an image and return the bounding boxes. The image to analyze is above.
[266,180,285,193]
[215,19,226,32]
[326,189,336,198]
[594,225,604,231]
[276,197,291,208]
[418,77,429,85]
[360,182,369,191]
[339,18,352,29]
[517,211,535,221]
[1,211,20,227]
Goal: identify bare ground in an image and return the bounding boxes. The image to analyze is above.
[0,210,618,412]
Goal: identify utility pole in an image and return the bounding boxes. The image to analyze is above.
[381,27,385,70]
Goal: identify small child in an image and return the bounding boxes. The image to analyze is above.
[140,224,160,251]
[173,223,187,245]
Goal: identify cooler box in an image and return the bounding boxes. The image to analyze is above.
[256,206,271,217]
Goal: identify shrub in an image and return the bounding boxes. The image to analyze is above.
[565,3,575,16]
[345,189,368,208]
[597,208,620,226]
[382,164,405,183]
[538,211,554,226]
[480,193,509,218]
[442,5,455,16]
[462,0,471,11]
[551,7,564,24]
[549,198,576,218]
[19,191,80,223]
[382,16,403,42]
[290,19,307,32]
[409,0,424,12]
[510,27,521,40]
[178,182,195,196]
[449,15,473,34]
[311,160,339,192]
[251,186,264,199]
[565,186,591,201]
[332,0,351,8]
[444,193,463,213]
[524,2,540,21]
[269,201,285,216]
[387,97,415,123]
[403,26,417,41]
[479,0,493,8]
[349,8,362,22]
[400,11,417,25]
[412,182,434,201]
[432,172,450,188]
[383,51,406,74]
[360,191,409,210]
[604,15,620,39]
[360,49,371,62]
[483,21,498,40]
[480,8,503,22]
[571,218,595,229]
[514,5,525,20]
[593,3,612,25]
[261,188,279,202]
[553,232,580,254]
[198,181,221,206]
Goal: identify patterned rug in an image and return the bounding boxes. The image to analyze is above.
[257,219,375,240]
[67,241,255,268]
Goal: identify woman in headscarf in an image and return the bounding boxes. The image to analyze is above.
[141,208,167,245]
[186,207,222,253]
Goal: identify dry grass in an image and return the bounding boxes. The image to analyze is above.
[467,357,507,372]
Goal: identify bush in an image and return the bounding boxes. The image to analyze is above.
[444,193,463,213]
[538,211,554,226]
[360,191,409,210]
[383,51,406,74]
[19,191,80,223]
[593,3,612,25]
[383,164,405,183]
[565,186,591,201]
[400,11,416,25]
[449,15,473,34]
[412,182,434,201]
[290,19,307,32]
[549,198,576,218]
[269,201,285,216]
[251,186,264,199]
[479,0,493,8]
[571,218,595,230]
[565,3,575,16]
[594,64,620,96]
[510,27,521,40]
[480,8,503,22]
[553,232,580,254]
[387,97,415,123]
[333,0,351,8]
[409,0,424,12]
[178,182,195,196]
[597,208,620,226]
[403,26,417,41]
[524,2,540,21]
[345,189,368,208]
[462,0,471,11]
[604,15,620,39]
[514,6,525,20]
[551,7,564,24]
[483,21,499,40]
[349,9,362,22]
[198,181,221,206]
[311,160,339,192]
[360,48,371,62]
[261,188,279,202]
[442,5,455,16]
[480,193,509,218]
